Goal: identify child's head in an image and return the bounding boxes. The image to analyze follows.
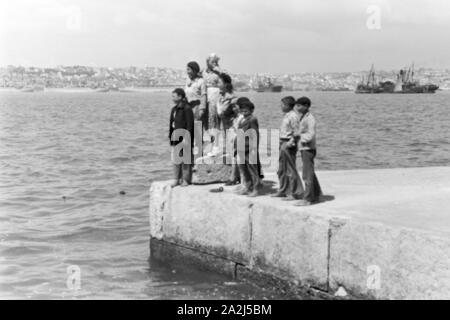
[239,100,255,118]
[236,97,250,106]
[232,97,249,118]
[186,61,201,80]
[281,96,296,113]
[172,88,186,104]
[218,73,233,94]
[206,53,220,69]
[295,96,311,114]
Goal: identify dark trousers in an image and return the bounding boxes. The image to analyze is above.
[173,163,192,184]
[239,163,261,192]
[230,161,240,182]
[278,140,304,198]
[172,146,193,184]
[301,149,322,202]
[191,100,208,130]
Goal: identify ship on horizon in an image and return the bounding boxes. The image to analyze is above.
[356,63,439,94]
[18,84,45,93]
[252,75,283,93]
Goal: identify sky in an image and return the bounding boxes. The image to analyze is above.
[1,0,450,73]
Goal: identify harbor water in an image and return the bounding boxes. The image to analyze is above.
[0,90,449,299]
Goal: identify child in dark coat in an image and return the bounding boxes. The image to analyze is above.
[235,100,262,197]
[169,88,194,187]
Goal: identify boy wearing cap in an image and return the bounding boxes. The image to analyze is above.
[272,96,304,200]
[294,97,322,206]
[235,99,262,197]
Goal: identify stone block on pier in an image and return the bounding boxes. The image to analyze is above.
[193,153,233,184]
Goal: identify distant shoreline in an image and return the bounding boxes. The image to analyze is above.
[0,87,179,93]
[1,87,449,94]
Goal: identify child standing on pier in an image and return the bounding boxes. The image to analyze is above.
[224,97,254,186]
[169,88,194,188]
[272,96,304,200]
[235,99,263,197]
[294,97,322,206]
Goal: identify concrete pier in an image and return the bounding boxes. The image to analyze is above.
[149,167,450,299]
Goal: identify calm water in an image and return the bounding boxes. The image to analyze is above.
[0,90,449,299]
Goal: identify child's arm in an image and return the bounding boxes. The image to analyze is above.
[288,116,301,147]
[300,116,316,144]
[198,80,207,118]
[250,117,260,145]
[249,117,259,130]
[249,117,260,159]
[284,114,300,144]
[169,107,174,143]
[213,65,226,75]
[286,137,296,148]
[185,106,195,146]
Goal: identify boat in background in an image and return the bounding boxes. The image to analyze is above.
[318,87,351,92]
[95,84,120,92]
[356,63,439,94]
[20,85,45,93]
[252,76,283,92]
[393,65,439,93]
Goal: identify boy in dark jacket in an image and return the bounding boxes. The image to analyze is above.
[235,100,262,197]
[294,96,322,206]
[169,88,194,187]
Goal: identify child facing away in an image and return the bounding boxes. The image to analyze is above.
[272,96,305,200]
[168,88,194,188]
[234,99,263,197]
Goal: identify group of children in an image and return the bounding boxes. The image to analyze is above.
[272,96,323,206]
[168,85,322,207]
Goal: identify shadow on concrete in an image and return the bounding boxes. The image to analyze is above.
[314,195,335,204]
[194,180,228,186]
[260,181,278,196]
[207,181,336,204]
[208,180,278,195]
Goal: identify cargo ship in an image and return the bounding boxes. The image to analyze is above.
[252,76,283,92]
[95,84,120,92]
[355,64,439,94]
[20,85,45,93]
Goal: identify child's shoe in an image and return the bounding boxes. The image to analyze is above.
[271,191,286,198]
[235,188,250,195]
[247,189,261,197]
[224,180,239,186]
[248,184,262,197]
[170,180,180,188]
[281,195,297,201]
[294,200,312,207]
